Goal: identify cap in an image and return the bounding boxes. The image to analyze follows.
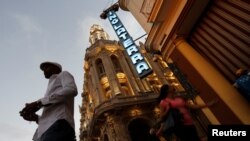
[40,61,62,71]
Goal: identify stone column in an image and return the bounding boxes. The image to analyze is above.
[171,37,250,124]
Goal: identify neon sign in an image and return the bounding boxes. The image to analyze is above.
[107,10,152,78]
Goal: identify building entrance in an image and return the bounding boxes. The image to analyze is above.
[128,118,160,141]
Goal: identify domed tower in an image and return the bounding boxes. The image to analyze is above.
[89,24,110,44]
[79,24,185,141]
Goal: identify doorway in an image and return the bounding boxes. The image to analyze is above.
[128,118,160,141]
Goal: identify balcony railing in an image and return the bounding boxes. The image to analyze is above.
[94,91,158,117]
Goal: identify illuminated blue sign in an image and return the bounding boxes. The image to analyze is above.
[107,10,152,78]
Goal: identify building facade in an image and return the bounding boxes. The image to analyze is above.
[118,0,250,125]
[79,24,208,141]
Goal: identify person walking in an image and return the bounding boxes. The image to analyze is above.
[156,84,217,141]
[20,61,78,141]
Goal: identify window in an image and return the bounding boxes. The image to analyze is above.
[111,55,123,72]
[140,0,156,18]
[96,59,105,78]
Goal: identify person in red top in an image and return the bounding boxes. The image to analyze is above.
[156,84,217,141]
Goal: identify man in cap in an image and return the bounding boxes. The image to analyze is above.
[20,61,78,141]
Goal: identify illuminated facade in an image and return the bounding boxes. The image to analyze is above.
[79,24,202,141]
[118,0,250,126]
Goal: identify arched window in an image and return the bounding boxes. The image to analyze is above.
[111,55,123,73]
[104,134,109,141]
[96,59,105,78]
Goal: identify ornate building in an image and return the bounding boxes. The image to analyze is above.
[79,24,201,141]
[118,0,250,125]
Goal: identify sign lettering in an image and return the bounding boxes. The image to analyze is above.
[107,10,152,78]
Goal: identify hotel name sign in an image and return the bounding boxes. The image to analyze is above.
[107,10,152,78]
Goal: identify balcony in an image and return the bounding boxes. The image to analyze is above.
[88,91,159,135]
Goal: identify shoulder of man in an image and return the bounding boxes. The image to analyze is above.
[59,70,72,75]
[58,71,74,78]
